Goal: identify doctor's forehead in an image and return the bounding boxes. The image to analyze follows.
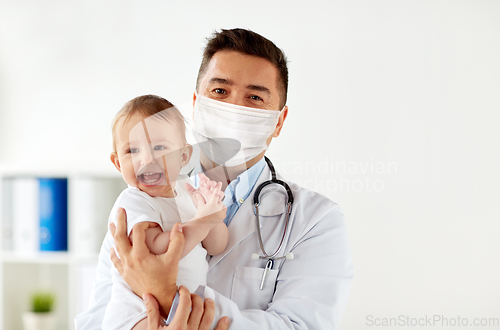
[199,51,280,91]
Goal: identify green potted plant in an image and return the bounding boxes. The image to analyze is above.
[22,291,56,330]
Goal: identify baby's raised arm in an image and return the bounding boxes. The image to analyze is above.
[185,174,229,256]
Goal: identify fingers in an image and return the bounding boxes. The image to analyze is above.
[109,223,116,236]
[200,173,219,189]
[209,182,223,204]
[199,173,210,185]
[195,192,206,207]
[187,293,203,328]
[207,178,217,189]
[171,286,191,324]
[130,222,151,258]
[198,174,225,205]
[198,298,215,330]
[144,293,161,329]
[197,185,212,201]
[110,248,124,274]
[184,182,197,197]
[161,223,185,265]
[114,208,132,256]
[200,173,217,190]
[215,317,230,330]
[185,183,202,208]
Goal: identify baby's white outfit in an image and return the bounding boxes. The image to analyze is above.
[102,179,208,330]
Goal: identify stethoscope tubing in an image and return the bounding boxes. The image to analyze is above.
[253,157,295,261]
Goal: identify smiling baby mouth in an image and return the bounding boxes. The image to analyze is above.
[138,172,164,186]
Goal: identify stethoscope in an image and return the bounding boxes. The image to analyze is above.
[251,156,295,290]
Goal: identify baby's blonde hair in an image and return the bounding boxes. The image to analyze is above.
[111,95,186,152]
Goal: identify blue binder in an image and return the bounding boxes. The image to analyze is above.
[39,178,68,251]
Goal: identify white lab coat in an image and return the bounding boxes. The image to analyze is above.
[75,165,354,329]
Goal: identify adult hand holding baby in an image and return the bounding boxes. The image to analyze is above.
[109,207,184,318]
[142,287,230,330]
[110,208,230,329]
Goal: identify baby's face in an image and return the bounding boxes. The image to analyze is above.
[112,112,189,198]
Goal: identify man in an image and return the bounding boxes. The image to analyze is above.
[76,28,353,329]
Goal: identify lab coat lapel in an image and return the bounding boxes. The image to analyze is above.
[208,165,271,270]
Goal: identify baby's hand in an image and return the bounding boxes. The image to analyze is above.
[193,181,227,226]
[185,173,225,209]
[198,173,225,203]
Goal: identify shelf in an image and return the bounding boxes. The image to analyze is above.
[0,161,122,178]
[0,172,124,330]
[0,251,99,264]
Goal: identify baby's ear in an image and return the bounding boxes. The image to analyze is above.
[110,152,122,172]
[180,144,193,167]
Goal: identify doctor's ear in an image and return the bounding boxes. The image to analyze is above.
[272,106,288,138]
[110,152,122,172]
[180,144,193,167]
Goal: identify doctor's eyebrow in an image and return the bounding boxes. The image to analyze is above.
[208,77,234,85]
[246,84,271,95]
[208,77,271,95]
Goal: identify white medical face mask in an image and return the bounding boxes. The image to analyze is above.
[192,94,282,167]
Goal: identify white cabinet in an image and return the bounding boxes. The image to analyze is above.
[0,171,125,330]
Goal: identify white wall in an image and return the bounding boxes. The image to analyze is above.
[1,1,499,329]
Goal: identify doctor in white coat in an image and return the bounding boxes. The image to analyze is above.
[75,28,353,330]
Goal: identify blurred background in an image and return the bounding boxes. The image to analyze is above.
[0,0,499,329]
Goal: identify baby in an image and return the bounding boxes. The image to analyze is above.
[103,95,228,329]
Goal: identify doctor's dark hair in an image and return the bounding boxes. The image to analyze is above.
[111,94,186,152]
[196,28,289,108]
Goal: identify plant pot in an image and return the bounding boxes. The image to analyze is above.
[22,311,56,330]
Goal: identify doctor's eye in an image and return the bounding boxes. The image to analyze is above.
[213,88,227,95]
[250,95,263,101]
